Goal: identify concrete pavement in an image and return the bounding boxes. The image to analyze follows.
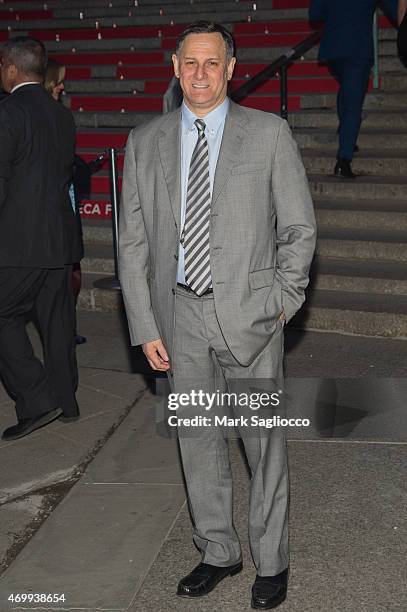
[0,310,406,611]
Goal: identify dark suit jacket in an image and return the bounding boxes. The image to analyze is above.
[309,0,392,63]
[0,84,83,268]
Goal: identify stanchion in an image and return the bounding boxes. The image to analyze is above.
[93,148,121,290]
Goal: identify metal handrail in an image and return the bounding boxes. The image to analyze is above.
[231,29,322,120]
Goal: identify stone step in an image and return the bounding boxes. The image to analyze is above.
[314,197,407,213]
[67,90,407,114]
[315,207,407,231]
[303,150,407,177]
[76,274,407,338]
[47,0,254,5]
[291,109,407,130]
[294,289,407,338]
[295,128,407,150]
[37,38,161,53]
[52,7,306,23]
[74,107,407,130]
[299,90,407,111]
[81,226,407,274]
[381,73,407,90]
[65,79,144,93]
[317,235,407,263]
[81,241,407,296]
[310,258,407,295]
[6,8,308,30]
[51,0,269,16]
[379,56,406,72]
[309,174,407,201]
[82,219,112,244]
[378,29,397,41]
[379,40,402,55]
[73,110,153,128]
[82,243,116,274]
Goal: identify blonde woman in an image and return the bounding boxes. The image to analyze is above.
[44,58,66,100]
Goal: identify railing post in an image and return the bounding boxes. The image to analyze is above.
[280,63,288,120]
[373,9,380,89]
[93,147,121,291]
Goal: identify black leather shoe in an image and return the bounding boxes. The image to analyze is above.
[75,334,87,345]
[2,407,63,441]
[251,568,288,609]
[334,158,356,179]
[177,560,243,598]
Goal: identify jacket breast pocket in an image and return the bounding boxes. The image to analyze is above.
[249,267,275,290]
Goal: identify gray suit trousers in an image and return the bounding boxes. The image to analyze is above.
[171,285,289,576]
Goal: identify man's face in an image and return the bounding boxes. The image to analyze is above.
[172,32,236,116]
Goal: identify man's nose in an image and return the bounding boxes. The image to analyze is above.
[194,65,207,79]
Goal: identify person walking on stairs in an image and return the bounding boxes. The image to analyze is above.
[309,0,394,178]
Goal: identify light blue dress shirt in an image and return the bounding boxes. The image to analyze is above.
[177,97,229,284]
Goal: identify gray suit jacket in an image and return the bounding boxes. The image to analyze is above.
[119,100,316,366]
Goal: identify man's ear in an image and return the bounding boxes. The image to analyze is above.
[172,54,180,78]
[227,57,236,81]
[8,64,18,82]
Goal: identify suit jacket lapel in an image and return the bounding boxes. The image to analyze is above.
[211,101,249,207]
[158,108,182,226]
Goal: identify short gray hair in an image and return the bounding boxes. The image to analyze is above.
[2,37,47,78]
[175,21,235,63]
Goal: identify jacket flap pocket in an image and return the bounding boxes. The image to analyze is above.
[231,163,266,175]
[249,267,275,290]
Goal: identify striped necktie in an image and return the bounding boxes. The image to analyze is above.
[182,118,212,296]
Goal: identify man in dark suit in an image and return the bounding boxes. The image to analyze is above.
[309,0,395,178]
[0,37,83,440]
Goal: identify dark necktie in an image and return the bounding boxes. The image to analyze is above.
[182,119,212,296]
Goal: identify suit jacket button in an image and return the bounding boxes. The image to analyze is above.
[171,288,175,295]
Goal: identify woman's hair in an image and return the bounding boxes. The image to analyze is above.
[44,58,65,94]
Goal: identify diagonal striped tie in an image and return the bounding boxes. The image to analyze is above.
[182,119,212,296]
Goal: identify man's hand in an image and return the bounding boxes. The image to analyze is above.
[142,339,171,371]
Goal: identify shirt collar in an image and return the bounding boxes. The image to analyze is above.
[11,82,41,94]
[181,97,229,135]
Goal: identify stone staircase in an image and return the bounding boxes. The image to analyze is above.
[1,0,406,338]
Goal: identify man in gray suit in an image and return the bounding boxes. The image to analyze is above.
[119,21,316,609]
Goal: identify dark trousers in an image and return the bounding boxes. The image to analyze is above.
[0,266,78,420]
[398,13,407,66]
[329,58,372,161]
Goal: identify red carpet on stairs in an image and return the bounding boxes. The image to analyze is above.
[0,10,53,20]
[65,67,92,80]
[52,52,165,66]
[0,0,391,219]
[273,0,310,8]
[71,96,163,112]
[234,20,313,34]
